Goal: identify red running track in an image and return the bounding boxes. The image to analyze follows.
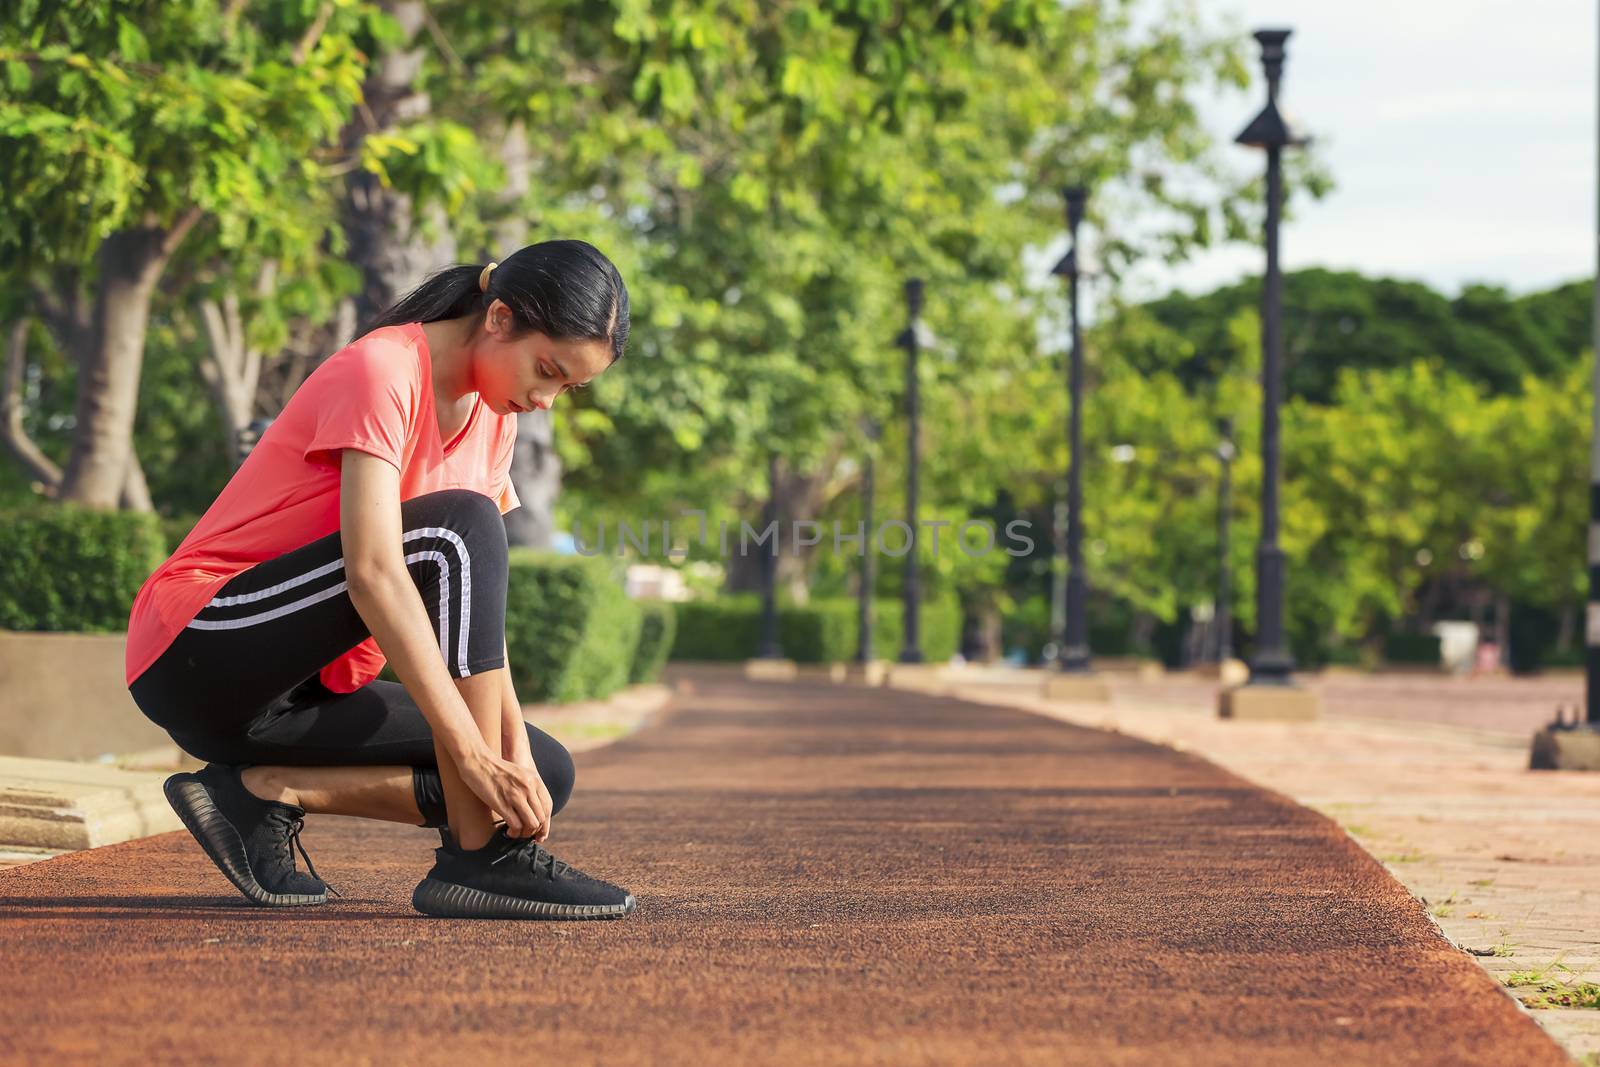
[0,675,1567,1066]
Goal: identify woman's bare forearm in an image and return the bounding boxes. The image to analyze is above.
[347,566,492,763]
[500,639,534,762]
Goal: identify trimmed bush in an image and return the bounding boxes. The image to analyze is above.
[504,549,643,703]
[1382,632,1442,666]
[0,506,167,632]
[668,594,961,663]
[629,600,678,684]
[161,513,202,554]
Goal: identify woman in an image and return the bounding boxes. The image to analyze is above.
[126,239,635,920]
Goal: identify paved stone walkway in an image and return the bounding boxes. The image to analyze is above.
[0,673,1566,1065]
[949,673,1598,1064]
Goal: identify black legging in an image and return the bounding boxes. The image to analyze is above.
[129,489,573,827]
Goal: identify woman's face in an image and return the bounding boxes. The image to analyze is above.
[472,299,614,416]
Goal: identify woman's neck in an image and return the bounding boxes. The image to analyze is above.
[421,317,479,403]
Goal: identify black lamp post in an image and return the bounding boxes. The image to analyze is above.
[1050,186,1092,673]
[857,417,880,665]
[1215,418,1236,664]
[1236,29,1308,685]
[1048,480,1068,663]
[897,278,925,664]
[757,451,784,659]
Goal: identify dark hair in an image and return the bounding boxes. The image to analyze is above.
[361,239,630,363]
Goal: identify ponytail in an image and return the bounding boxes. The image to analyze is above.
[360,239,630,363]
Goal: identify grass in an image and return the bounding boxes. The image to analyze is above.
[1502,957,1600,1009]
[1378,850,1426,864]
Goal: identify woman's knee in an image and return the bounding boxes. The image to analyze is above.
[528,724,575,816]
[409,488,504,532]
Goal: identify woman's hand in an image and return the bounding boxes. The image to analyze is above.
[459,745,553,841]
[507,742,554,843]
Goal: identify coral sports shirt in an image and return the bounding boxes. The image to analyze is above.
[125,322,520,692]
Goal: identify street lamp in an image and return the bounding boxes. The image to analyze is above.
[1047,479,1067,665]
[1235,30,1309,687]
[857,417,880,665]
[1050,186,1092,674]
[897,278,925,664]
[1215,418,1236,664]
[757,451,784,659]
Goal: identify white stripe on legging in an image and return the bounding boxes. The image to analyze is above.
[186,526,474,675]
[186,551,450,671]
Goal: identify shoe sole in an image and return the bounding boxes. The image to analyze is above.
[163,774,327,908]
[411,877,636,920]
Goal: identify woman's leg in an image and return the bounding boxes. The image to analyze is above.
[241,766,419,823]
[186,676,575,831]
[133,490,571,846]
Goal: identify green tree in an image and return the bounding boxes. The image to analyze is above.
[1,0,376,507]
[1111,268,1591,402]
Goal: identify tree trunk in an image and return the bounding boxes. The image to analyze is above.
[1557,602,1576,654]
[978,602,1002,663]
[58,218,197,510]
[120,452,152,512]
[341,1,455,330]
[260,298,355,413]
[492,118,563,549]
[504,410,561,548]
[1494,593,1511,669]
[1,318,62,494]
[723,448,845,597]
[1131,611,1156,657]
[198,261,276,466]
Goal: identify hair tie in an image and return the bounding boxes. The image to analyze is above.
[479,261,498,293]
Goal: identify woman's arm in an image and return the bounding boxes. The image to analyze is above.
[501,638,536,763]
[339,448,550,837]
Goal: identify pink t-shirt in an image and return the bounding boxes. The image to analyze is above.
[125,322,520,692]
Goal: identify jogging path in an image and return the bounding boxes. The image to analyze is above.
[0,675,1568,1065]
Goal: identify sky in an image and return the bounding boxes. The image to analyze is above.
[1120,0,1595,302]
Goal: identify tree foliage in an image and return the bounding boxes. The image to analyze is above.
[1105,268,1591,401]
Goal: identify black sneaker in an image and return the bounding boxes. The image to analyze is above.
[163,764,329,907]
[411,827,635,920]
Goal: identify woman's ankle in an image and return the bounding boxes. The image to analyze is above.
[453,822,496,851]
[239,766,300,807]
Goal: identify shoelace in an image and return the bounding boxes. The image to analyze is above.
[490,837,571,879]
[267,809,342,898]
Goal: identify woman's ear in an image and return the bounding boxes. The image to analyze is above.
[486,295,512,337]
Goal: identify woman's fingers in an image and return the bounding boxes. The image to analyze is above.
[534,776,553,822]
[472,760,551,840]
[508,796,539,839]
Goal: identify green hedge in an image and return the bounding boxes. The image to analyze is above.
[161,513,202,554]
[0,506,167,632]
[668,594,961,663]
[505,549,644,703]
[1382,632,1442,665]
[630,600,678,684]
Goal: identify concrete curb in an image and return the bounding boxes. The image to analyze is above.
[0,755,179,852]
[524,683,676,754]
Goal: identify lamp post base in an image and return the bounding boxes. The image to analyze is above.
[1217,683,1320,722]
[843,660,891,687]
[1530,724,1600,770]
[1193,658,1251,687]
[743,658,798,682]
[1041,673,1112,704]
